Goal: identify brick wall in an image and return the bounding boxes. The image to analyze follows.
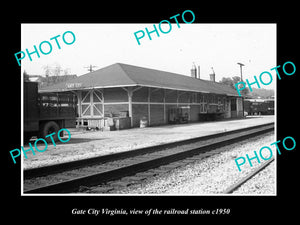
[165,104,177,122]
[132,87,148,102]
[165,90,177,103]
[150,89,164,102]
[104,104,128,116]
[132,104,148,127]
[150,104,164,125]
[190,105,200,122]
[104,88,128,102]
[236,97,244,117]
[178,92,190,103]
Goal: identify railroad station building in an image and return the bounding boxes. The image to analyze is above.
[40,63,244,130]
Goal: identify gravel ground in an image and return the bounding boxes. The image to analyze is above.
[22,116,274,169]
[232,161,275,194]
[112,132,276,195]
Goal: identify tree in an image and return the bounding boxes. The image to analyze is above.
[53,63,62,76]
[219,77,234,88]
[42,63,62,77]
[42,65,51,77]
[41,63,63,85]
[219,76,249,96]
[63,68,71,75]
[23,70,30,82]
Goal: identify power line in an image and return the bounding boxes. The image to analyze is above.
[84,65,98,72]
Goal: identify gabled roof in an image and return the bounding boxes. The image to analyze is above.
[39,63,240,96]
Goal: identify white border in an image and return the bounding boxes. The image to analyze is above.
[21,23,277,197]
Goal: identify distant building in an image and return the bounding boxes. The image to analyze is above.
[27,74,77,88]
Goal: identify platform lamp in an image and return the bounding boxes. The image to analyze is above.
[237,62,245,117]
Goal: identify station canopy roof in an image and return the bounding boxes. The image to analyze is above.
[39,63,240,97]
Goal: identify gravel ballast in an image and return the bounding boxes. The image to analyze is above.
[112,132,276,195]
[22,116,274,169]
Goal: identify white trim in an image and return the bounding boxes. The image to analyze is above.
[40,84,240,97]
[93,104,102,115]
[81,89,92,102]
[163,89,166,123]
[148,87,151,126]
[104,102,129,105]
[133,86,143,92]
[101,101,201,105]
[93,90,103,103]
[82,104,91,115]
[131,102,200,105]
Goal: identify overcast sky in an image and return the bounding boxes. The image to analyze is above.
[21,23,276,89]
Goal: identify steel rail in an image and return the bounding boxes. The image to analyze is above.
[24,122,274,179]
[24,123,274,194]
[222,157,275,194]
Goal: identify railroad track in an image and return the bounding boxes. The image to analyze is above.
[222,156,275,194]
[24,122,274,194]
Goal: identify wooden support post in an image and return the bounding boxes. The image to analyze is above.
[176,90,179,107]
[122,86,143,128]
[90,89,94,117]
[102,90,105,118]
[77,91,82,127]
[148,87,151,126]
[163,89,166,124]
[127,87,133,128]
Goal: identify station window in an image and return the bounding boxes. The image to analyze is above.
[191,93,197,103]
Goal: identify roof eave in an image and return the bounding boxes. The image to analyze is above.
[40,83,240,97]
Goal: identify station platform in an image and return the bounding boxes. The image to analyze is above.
[22,115,275,169]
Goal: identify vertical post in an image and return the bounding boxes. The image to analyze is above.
[127,87,133,128]
[240,66,243,81]
[101,90,104,119]
[237,62,245,82]
[176,90,179,107]
[237,63,245,117]
[199,93,201,113]
[90,89,94,117]
[163,89,166,124]
[236,98,239,117]
[77,91,82,127]
[242,97,244,117]
[148,87,151,126]
[56,92,59,117]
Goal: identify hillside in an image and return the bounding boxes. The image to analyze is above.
[247,88,275,99]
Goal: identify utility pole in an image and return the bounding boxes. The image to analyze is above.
[237,62,245,117]
[237,62,245,81]
[84,65,98,72]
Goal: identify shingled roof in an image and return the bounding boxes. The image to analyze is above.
[39,63,239,96]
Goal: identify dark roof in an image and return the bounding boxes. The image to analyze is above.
[40,63,239,96]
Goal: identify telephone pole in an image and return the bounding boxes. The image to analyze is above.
[237,62,245,81]
[84,65,98,72]
[237,62,245,117]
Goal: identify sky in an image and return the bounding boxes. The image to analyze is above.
[21,23,276,89]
